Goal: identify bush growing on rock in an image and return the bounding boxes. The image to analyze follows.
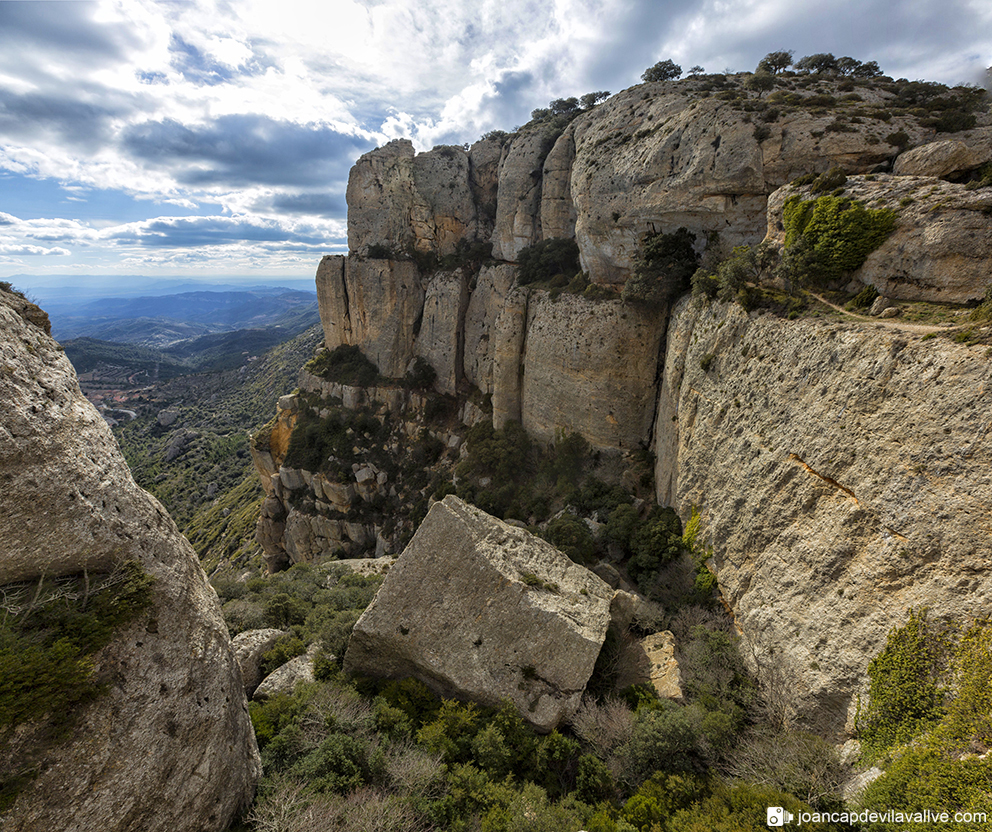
[307,344,380,387]
[516,238,582,286]
[622,227,699,306]
[781,193,896,285]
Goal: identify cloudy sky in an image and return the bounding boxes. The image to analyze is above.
[1,0,989,281]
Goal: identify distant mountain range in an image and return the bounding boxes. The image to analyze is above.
[49,287,318,348]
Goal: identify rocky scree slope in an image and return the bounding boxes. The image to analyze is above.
[275,74,992,733]
[0,287,261,831]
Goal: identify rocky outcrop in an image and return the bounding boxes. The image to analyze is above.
[414,269,470,395]
[0,287,261,831]
[655,296,992,733]
[892,127,992,179]
[295,77,992,734]
[344,496,618,731]
[766,174,992,304]
[253,643,319,701]
[346,137,503,257]
[232,628,287,696]
[517,292,668,449]
[315,254,424,378]
[617,631,684,703]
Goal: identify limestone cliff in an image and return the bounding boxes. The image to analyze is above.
[654,296,992,732]
[0,287,261,831]
[291,74,992,733]
[317,76,991,452]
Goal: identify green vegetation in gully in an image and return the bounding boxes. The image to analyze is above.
[113,324,323,567]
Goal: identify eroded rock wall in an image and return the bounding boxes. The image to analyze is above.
[655,296,992,732]
[0,288,261,832]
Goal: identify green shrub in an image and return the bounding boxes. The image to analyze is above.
[0,561,155,733]
[628,506,684,588]
[850,284,880,309]
[307,344,380,386]
[781,194,896,284]
[544,514,596,564]
[517,238,581,286]
[261,633,306,676]
[860,744,992,824]
[857,609,945,759]
[404,357,437,390]
[623,770,712,830]
[626,704,701,781]
[622,228,699,306]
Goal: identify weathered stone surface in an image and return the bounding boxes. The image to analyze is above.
[315,255,424,377]
[842,767,884,802]
[346,138,419,254]
[462,263,518,393]
[617,631,684,702]
[410,146,478,255]
[519,292,668,450]
[414,270,470,395]
[344,496,617,731]
[892,127,992,178]
[566,83,928,285]
[540,123,578,241]
[468,137,505,240]
[0,288,260,832]
[491,131,549,260]
[765,175,992,304]
[233,628,287,696]
[253,644,319,701]
[654,296,992,733]
[490,287,529,428]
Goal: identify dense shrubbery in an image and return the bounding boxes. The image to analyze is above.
[215,563,382,672]
[622,228,699,306]
[306,344,380,387]
[851,611,992,827]
[282,400,389,476]
[781,194,896,285]
[516,238,582,286]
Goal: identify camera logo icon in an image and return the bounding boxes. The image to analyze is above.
[767,807,794,826]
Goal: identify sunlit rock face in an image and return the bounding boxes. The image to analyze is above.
[0,286,261,832]
[344,496,619,732]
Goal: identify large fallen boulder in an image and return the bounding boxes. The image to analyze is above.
[343,496,617,731]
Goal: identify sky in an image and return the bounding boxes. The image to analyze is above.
[1,0,990,282]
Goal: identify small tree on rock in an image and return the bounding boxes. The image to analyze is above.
[642,59,682,82]
[757,50,793,75]
[745,71,776,97]
[795,53,839,74]
[580,91,611,108]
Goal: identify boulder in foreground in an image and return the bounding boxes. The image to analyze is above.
[344,496,617,732]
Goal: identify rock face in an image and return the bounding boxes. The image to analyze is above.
[316,77,991,453]
[0,287,261,831]
[297,77,992,733]
[344,496,618,731]
[232,628,287,697]
[765,174,992,304]
[891,126,992,179]
[654,296,992,733]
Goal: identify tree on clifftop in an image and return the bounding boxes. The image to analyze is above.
[642,59,682,82]
[757,50,793,75]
